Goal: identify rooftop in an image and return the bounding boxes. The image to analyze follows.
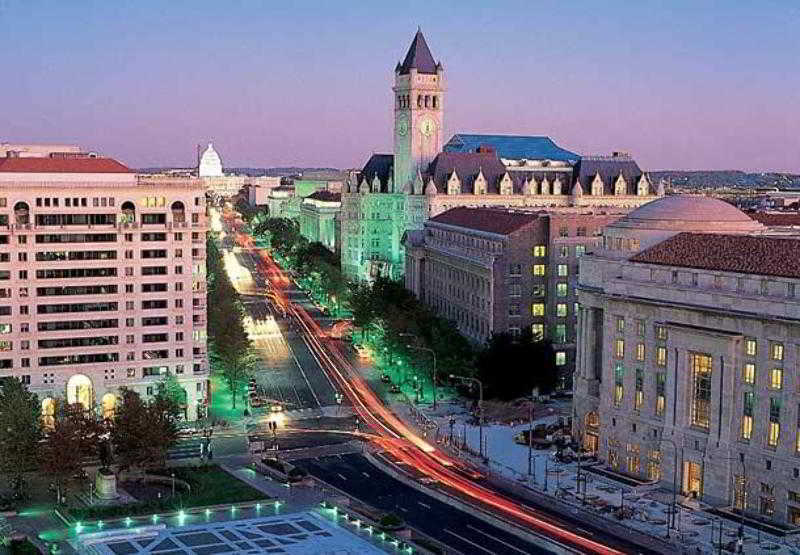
[398,29,438,75]
[622,195,752,223]
[630,232,800,279]
[429,206,539,235]
[0,156,132,173]
[750,212,800,226]
[443,134,579,162]
[305,190,341,202]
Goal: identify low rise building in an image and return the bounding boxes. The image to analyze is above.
[573,195,800,526]
[299,191,341,253]
[0,150,209,421]
[405,206,624,380]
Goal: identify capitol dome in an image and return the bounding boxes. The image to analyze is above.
[199,142,223,177]
[602,195,764,257]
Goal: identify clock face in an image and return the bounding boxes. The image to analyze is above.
[396,118,408,137]
[420,117,435,138]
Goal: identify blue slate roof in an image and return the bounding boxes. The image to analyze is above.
[443,134,579,162]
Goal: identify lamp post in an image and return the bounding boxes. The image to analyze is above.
[652,434,679,538]
[450,374,484,459]
[737,452,747,554]
[527,388,534,477]
[406,344,437,410]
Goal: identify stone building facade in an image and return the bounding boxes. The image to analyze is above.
[573,195,800,526]
[340,30,662,283]
[0,150,209,421]
[299,191,341,254]
[406,206,625,379]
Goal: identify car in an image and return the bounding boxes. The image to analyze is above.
[270,403,284,413]
[354,345,369,358]
[389,384,401,394]
[250,398,265,408]
[380,374,391,384]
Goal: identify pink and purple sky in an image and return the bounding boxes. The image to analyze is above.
[1,0,798,172]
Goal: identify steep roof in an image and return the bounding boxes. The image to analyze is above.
[574,155,643,194]
[360,154,394,191]
[426,151,506,193]
[398,29,438,75]
[429,206,539,235]
[0,157,132,173]
[630,232,800,279]
[443,134,579,162]
[306,191,341,202]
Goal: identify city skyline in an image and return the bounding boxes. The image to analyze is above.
[1,0,798,172]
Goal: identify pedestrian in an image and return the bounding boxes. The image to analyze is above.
[207,440,214,461]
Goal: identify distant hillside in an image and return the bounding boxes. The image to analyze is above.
[651,170,800,190]
[136,167,341,177]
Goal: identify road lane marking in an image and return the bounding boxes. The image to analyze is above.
[336,473,348,481]
[417,501,431,509]
[466,524,529,555]
[443,529,496,554]
[397,506,408,512]
[362,472,370,478]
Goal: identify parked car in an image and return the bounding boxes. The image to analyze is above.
[389,384,401,394]
[380,374,391,384]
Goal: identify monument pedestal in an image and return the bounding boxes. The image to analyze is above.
[95,469,118,500]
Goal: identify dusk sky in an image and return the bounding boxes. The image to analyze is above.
[1,1,798,172]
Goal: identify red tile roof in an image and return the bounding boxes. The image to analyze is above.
[0,157,132,173]
[429,207,539,235]
[749,212,800,226]
[630,232,800,278]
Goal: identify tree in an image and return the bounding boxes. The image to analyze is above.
[0,377,42,498]
[476,329,557,400]
[111,389,179,472]
[215,348,259,410]
[156,372,188,421]
[40,402,101,501]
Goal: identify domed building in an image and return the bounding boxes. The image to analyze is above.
[198,142,223,178]
[573,194,800,525]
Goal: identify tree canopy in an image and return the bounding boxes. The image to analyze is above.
[476,329,557,400]
[0,377,42,496]
[111,388,179,472]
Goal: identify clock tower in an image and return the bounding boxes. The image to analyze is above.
[393,29,444,193]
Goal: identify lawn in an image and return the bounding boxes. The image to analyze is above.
[68,465,267,521]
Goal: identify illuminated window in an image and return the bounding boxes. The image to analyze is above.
[555,351,566,366]
[770,342,784,361]
[768,398,781,448]
[532,264,546,276]
[636,343,645,362]
[770,368,783,390]
[616,316,625,333]
[656,346,667,367]
[743,363,755,384]
[742,392,754,440]
[655,325,667,341]
[575,245,586,257]
[733,475,746,511]
[614,339,625,359]
[656,373,666,416]
[556,283,568,297]
[559,245,569,257]
[745,338,757,357]
[647,458,661,481]
[556,303,567,317]
[532,303,545,316]
[635,368,643,410]
[532,284,545,297]
[636,319,645,337]
[613,363,624,407]
[531,324,544,338]
[557,264,568,277]
[690,352,712,430]
[554,324,566,343]
[626,444,640,474]
[533,245,547,257]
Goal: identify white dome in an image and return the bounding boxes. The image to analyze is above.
[602,195,764,258]
[199,142,223,177]
[622,195,755,224]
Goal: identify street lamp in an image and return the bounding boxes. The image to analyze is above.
[651,434,679,538]
[449,374,484,459]
[404,343,437,410]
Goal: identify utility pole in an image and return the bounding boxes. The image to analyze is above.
[450,375,484,459]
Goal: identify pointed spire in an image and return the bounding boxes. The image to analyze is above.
[413,170,424,195]
[657,178,666,196]
[398,28,438,75]
[425,178,438,196]
[371,173,381,193]
[387,174,394,193]
[571,179,584,197]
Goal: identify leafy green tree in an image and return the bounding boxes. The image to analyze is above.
[156,372,189,420]
[214,348,258,410]
[0,377,42,498]
[111,389,179,472]
[476,329,557,400]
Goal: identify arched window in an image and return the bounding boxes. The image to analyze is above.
[121,201,136,224]
[13,201,29,225]
[171,200,185,224]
